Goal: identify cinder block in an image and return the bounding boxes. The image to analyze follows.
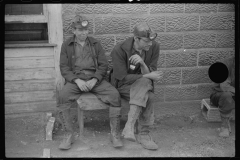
[200,13,233,31]
[62,4,78,15]
[184,32,216,49]
[112,4,149,14]
[166,15,199,32]
[93,4,113,14]
[75,4,95,14]
[130,16,165,33]
[218,4,235,12]
[157,53,165,68]
[95,17,130,34]
[156,33,183,50]
[201,99,221,122]
[150,4,184,13]
[185,4,217,13]
[165,50,197,68]
[93,35,115,52]
[153,85,165,102]
[196,83,215,100]
[182,67,212,84]
[164,85,197,101]
[216,31,235,48]
[198,49,235,66]
[156,68,181,85]
[116,35,133,45]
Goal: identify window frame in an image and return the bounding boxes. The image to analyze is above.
[5,4,48,23]
[5,4,49,44]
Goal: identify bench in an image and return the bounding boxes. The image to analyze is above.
[201,99,235,122]
[76,92,130,137]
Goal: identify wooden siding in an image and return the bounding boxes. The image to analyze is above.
[4,4,64,115]
[5,47,57,114]
[5,101,56,114]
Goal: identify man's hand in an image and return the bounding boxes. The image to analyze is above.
[143,71,163,81]
[86,78,98,91]
[74,79,90,92]
[129,54,144,65]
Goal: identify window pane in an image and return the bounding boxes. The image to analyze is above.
[5,23,48,43]
[5,4,43,15]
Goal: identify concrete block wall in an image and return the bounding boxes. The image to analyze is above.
[62,3,235,118]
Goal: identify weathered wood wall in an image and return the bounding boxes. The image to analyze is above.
[5,4,64,116]
[5,46,57,114]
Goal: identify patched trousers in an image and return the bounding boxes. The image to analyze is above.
[210,91,235,118]
[117,77,155,126]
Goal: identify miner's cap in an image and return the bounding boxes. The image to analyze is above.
[71,15,89,29]
[133,23,157,41]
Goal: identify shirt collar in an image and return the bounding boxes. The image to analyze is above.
[74,37,89,46]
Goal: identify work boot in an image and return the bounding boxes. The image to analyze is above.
[110,116,123,148]
[137,125,158,150]
[58,108,75,150]
[122,105,141,142]
[59,132,75,150]
[219,116,231,138]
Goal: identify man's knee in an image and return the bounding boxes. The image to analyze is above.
[111,89,121,100]
[107,87,121,107]
[132,77,152,90]
[136,77,152,84]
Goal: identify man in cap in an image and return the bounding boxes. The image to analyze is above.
[210,56,235,138]
[57,15,123,150]
[110,22,163,150]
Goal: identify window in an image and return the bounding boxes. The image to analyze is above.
[5,23,48,44]
[5,4,48,44]
[5,4,44,15]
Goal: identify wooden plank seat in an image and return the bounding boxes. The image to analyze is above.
[201,99,235,122]
[76,92,130,137]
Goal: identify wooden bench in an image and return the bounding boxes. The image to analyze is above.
[201,99,235,122]
[76,92,130,137]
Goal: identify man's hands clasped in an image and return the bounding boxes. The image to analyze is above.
[74,78,98,92]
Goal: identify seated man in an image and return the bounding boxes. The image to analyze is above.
[210,56,235,137]
[57,15,123,150]
[110,22,163,150]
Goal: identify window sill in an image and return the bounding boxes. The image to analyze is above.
[5,43,57,48]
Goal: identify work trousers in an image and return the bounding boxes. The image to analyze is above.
[210,91,235,118]
[117,77,155,126]
[57,79,121,117]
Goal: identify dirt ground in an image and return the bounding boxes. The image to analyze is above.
[5,112,235,158]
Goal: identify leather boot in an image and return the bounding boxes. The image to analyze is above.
[219,116,231,138]
[137,125,158,150]
[58,108,75,150]
[122,105,141,142]
[110,116,123,148]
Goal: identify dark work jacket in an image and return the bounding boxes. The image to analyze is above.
[212,56,235,93]
[60,35,108,84]
[110,37,160,90]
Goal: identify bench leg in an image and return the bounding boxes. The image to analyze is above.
[78,107,84,138]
